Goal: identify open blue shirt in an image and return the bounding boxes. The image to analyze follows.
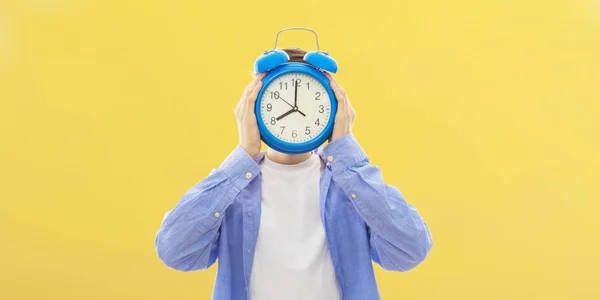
[155,133,433,300]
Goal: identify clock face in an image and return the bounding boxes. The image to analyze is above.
[259,72,332,144]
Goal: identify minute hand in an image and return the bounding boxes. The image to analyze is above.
[278,95,306,117]
[294,80,298,107]
[278,95,294,109]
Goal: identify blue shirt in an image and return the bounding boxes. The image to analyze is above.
[155,133,433,300]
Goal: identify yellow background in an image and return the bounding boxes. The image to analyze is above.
[1,0,599,299]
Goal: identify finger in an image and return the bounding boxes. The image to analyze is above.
[346,99,355,121]
[323,71,335,83]
[325,72,347,98]
[247,81,263,104]
[347,99,355,115]
[323,72,344,98]
[244,82,263,120]
[342,98,351,121]
[341,88,351,111]
[329,81,346,113]
[325,74,351,114]
[324,73,341,91]
[235,93,243,114]
[247,72,266,94]
[243,81,263,118]
[238,72,265,116]
[238,85,251,116]
[241,72,264,99]
[325,73,342,95]
[323,72,336,87]
[255,72,267,80]
[339,85,347,98]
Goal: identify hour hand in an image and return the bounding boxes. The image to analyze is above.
[276,108,295,121]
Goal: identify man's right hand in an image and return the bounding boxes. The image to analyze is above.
[235,72,266,158]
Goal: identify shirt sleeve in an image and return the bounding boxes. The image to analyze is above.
[155,146,260,272]
[323,133,433,272]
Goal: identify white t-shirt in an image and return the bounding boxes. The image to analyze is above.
[249,153,340,300]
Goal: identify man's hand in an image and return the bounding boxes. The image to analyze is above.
[324,72,356,142]
[235,72,266,158]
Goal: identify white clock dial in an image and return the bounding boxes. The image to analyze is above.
[259,72,332,144]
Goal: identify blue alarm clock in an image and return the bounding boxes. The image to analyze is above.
[254,27,338,154]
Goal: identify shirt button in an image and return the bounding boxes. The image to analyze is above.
[247,249,251,253]
[327,155,334,162]
[351,193,357,199]
[214,212,220,217]
[247,211,253,217]
[245,172,252,179]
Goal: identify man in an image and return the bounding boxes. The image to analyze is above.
[155,48,433,300]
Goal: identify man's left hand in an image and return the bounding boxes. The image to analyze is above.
[324,72,356,142]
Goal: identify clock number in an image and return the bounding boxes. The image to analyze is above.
[315,118,320,126]
[270,91,280,99]
[318,105,324,113]
[279,82,288,90]
[306,82,310,90]
[280,126,286,134]
[293,78,301,86]
[270,117,276,125]
[305,126,311,135]
[315,92,321,100]
[292,130,298,138]
[266,103,272,112]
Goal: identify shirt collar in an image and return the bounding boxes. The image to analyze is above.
[253,148,326,164]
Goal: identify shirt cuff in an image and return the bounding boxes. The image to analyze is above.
[218,145,261,191]
[322,132,369,174]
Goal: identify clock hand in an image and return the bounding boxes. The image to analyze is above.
[278,96,295,109]
[294,80,298,107]
[278,95,306,117]
[276,108,295,121]
[292,81,307,116]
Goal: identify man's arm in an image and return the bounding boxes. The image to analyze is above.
[322,72,433,271]
[155,146,260,271]
[155,73,265,272]
[323,133,433,272]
